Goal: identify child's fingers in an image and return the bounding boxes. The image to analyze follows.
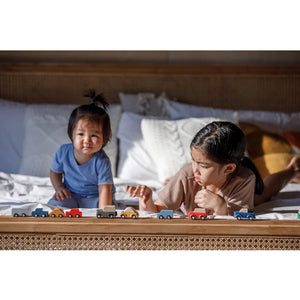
[63,189,71,199]
[126,186,136,197]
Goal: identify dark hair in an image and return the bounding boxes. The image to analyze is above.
[67,90,112,147]
[191,121,264,195]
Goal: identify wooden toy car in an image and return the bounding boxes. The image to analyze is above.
[12,207,32,217]
[157,210,173,219]
[65,208,82,218]
[120,207,139,219]
[234,208,255,220]
[31,208,49,217]
[188,208,207,220]
[97,205,117,218]
[49,208,65,218]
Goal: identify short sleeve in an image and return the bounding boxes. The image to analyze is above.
[51,145,64,173]
[97,157,113,185]
[224,173,256,211]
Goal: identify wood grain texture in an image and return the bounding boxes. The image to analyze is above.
[0,63,299,111]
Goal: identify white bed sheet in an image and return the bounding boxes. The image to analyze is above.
[0,171,300,220]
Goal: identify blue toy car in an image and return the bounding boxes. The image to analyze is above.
[31,208,49,217]
[234,208,255,220]
[157,210,173,219]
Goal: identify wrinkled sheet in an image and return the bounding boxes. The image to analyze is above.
[1,171,300,219]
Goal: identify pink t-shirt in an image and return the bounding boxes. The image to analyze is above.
[158,163,255,215]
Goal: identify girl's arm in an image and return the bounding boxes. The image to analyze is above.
[126,185,168,213]
[49,169,71,201]
[98,184,112,208]
[194,188,228,215]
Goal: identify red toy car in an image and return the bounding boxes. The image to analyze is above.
[188,208,207,220]
[65,208,82,218]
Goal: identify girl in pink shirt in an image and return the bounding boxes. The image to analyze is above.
[126,121,300,215]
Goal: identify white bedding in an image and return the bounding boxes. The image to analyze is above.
[1,171,300,220]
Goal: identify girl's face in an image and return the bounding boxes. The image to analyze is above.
[72,118,103,158]
[191,146,235,190]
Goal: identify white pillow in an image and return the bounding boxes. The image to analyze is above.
[19,103,121,177]
[0,99,26,174]
[119,92,168,116]
[141,115,239,182]
[117,112,168,182]
[163,98,299,132]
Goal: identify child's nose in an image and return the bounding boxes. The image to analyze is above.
[84,136,92,143]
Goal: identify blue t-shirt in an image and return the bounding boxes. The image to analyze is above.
[51,143,115,199]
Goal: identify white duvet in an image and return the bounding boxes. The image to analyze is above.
[1,171,300,219]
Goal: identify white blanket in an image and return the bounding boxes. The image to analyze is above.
[1,171,300,219]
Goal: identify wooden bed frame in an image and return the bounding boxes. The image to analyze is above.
[1,62,300,250]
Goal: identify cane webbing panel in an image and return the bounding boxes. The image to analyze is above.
[1,233,300,250]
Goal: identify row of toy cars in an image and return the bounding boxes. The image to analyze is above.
[17,206,300,220]
[12,207,82,218]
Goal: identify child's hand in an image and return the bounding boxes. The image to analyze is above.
[53,187,71,202]
[194,188,227,215]
[126,185,153,210]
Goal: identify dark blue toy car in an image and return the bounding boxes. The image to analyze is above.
[234,208,255,220]
[31,208,49,217]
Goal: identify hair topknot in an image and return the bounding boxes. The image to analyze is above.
[84,89,109,111]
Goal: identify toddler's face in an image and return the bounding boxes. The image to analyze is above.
[191,146,228,189]
[72,118,103,156]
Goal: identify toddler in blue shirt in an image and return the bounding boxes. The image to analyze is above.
[48,90,115,209]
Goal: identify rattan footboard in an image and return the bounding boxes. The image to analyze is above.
[1,217,300,250]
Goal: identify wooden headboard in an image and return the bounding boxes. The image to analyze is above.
[0,62,300,112]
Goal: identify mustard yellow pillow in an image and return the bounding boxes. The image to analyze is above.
[239,122,292,178]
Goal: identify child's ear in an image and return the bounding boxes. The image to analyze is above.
[224,163,236,175]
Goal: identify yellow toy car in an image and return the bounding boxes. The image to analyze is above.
[49,208,65,218]
[120,207,139,219]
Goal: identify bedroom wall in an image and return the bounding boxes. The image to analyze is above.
[0,51,300,65]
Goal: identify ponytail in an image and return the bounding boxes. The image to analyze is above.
[84,89,109,111]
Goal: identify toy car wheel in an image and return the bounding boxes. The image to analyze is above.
[13,213,19,217]
[68,214,72,218]
[97,214,102,218]
[34,213,38,217]
[237,216,241,220]
[248,216,254,220]
[50,214,55,217]
[75,214,80,218]
[131,215,137,219]
[167,215,172,219]
[42,214,47,217]
[109,214,114,218]
[121,214,126,219]
[22,213,27,217]
[200,216,205,220]
[58,214,63,218]
[159,215,164,219]
[191,215,196,220]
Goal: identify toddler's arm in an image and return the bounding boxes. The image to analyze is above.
[98,184,112,208]
[49,170,71,202]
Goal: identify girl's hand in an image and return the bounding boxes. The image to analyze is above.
[126,185,154,211]
[53,187,71,202]
[194,188,227,215]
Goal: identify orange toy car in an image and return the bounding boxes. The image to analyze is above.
[49,208,65,218]
[120,207,139,219]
